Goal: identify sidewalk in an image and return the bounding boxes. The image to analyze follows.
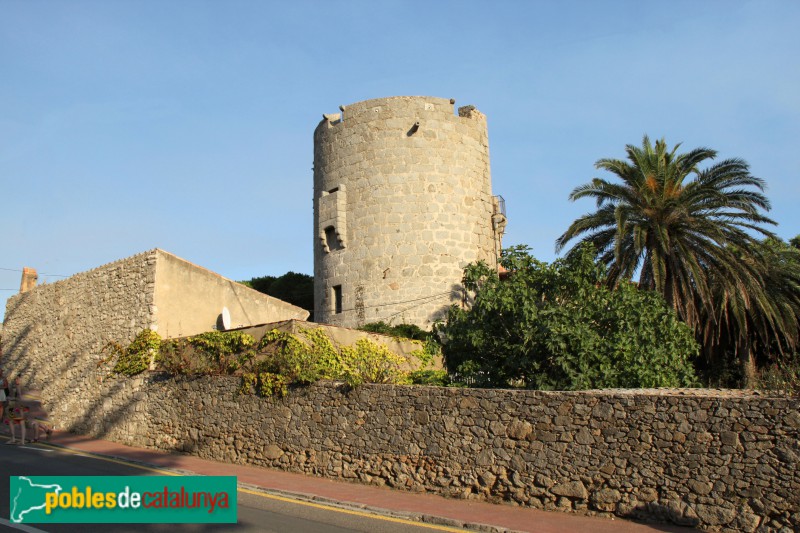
[4,393,694,533]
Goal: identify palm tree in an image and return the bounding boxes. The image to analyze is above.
[704,239,800,385]
[556,136,781,385]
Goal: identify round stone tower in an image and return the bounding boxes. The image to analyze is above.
[313,96,506,328]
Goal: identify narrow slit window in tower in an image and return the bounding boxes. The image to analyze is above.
[333,285,343,314]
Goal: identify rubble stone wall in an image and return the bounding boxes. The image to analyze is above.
[1,250,158,432]
[1,248,310,435]
[60,374,800,531]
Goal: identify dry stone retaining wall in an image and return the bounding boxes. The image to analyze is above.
[1,248,310,430]
[43,374,799,532]
[1,251,158,431]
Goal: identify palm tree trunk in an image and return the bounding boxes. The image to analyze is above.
[703,343,719,385]
[737,336,757,389]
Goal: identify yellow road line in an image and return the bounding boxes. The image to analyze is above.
[238,487,467,532]
[37,443,181,476]
[36,443,466,532]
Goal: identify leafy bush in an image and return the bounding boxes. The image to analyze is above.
[359,321,441,369]
[255,328,339,384]
[157,338,195,375]
[410,369,450,386]
[339,339,411,387]
[756,353,800,395]
[358,322,429,340]
[189,331,256,373]
[256,372,291,398]
[159,331,256,375]
[111,329,162,376]
[441,244,699,390]
[113,326,420,396]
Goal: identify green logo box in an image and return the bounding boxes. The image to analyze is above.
[10,475,237,524]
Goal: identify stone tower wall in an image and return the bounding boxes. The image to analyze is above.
[313,96,501,328]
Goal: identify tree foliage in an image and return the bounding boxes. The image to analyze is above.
[240,272,314,319]
[440,245,699,390]
[701,237,800,386]
[358,321,430,340]
[555,136,799,387]
[556,136,775,331]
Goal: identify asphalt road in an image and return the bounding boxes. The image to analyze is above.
[0,443,466,533]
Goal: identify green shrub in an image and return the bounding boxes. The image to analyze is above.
[442,245,699,390]
[112,329,162,376]
[359,321,441,369]
[410,369,450,386]
[187,331,256,374]
[112,326,416,396]
[358,322,429,340]
[756,354,800,395]
[339,338,411,387]
[159,331,256,375]
[255,329,329,384]
[157,338,195,375]
[257,372,290,398]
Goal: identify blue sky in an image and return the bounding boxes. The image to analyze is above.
[2,0,799,321]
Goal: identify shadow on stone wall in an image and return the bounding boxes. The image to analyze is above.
[8,351,798,532]
[2,296,32,372]
[134,378,800,531]
[63,378,138,438]
[3,326,33,378]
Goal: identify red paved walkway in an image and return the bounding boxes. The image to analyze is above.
[3,393,695,532]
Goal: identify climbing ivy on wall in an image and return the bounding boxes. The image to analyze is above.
[358,321,441,375]
[339,339,411,386]
[237,328,414,395]
[105,329,162,376]
[108,326,426,396]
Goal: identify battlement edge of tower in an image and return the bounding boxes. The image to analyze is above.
[314,95,486,136]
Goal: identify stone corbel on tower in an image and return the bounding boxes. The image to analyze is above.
[492,195,507,239]
[492,196,507,267]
